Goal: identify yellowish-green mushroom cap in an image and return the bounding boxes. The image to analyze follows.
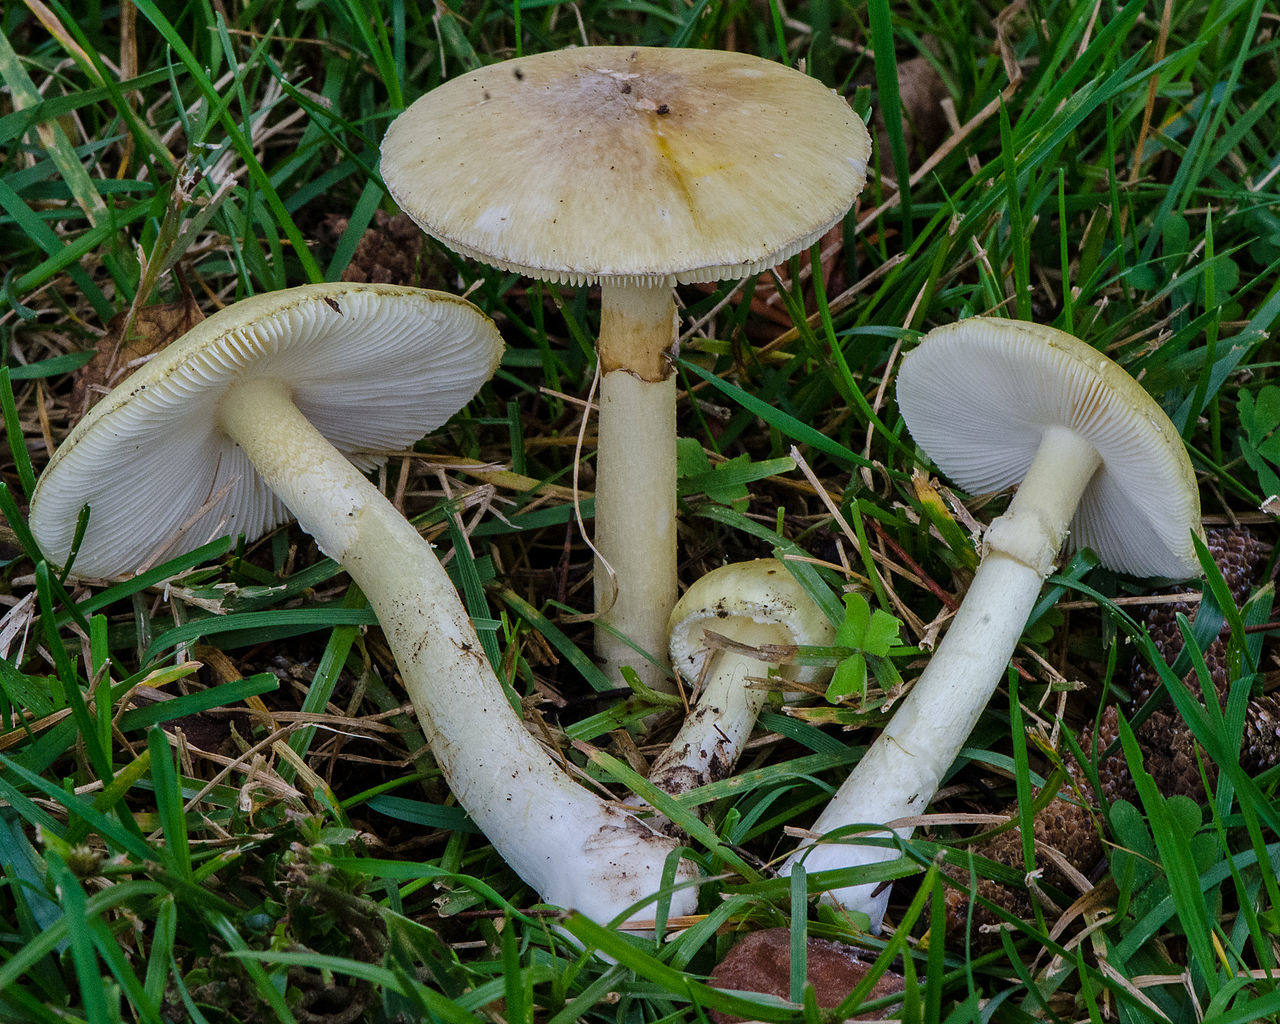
[380,46,872,287]
[30,283,503,578]
[382,46,871,694]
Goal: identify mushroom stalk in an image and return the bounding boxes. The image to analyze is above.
[644,559,838,828]
[783,425,1101,926]
[594,282,679,692]
[380,49,871,692]
[219,377,696,924]
[648,620,783,796]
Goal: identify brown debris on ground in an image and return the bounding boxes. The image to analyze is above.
[322,210,431,287]
[944,526,1274,940]
[1092,526,1272,803]
[869,55,951,181]
[71,282,204,418]
[707,927,904,1023]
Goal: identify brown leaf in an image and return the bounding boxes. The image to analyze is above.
[72,283,205,418]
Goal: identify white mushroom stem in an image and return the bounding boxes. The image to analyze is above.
[219,377,697,924]
[783,426,1102,928]
[594,282,679,692]
[648,620,787,797]
[643,560,838,828]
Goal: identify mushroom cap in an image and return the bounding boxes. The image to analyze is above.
[668,559,837,686]
[30,283,503,579]
[380,46,871,288]
[896,317,1202,578]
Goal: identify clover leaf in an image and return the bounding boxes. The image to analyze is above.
[826,591,904,702]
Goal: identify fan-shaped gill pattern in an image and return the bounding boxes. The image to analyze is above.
[30,283,502,579]
[896,317,1201,579]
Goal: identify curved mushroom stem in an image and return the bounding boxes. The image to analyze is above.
[783,426,1101,928]
[594,282,678,693]
[648,620,787,798]
[220,378,697,924]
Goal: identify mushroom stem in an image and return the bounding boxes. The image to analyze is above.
[597,282,677,380]
[783,425,1101,927]
[644,560,838,830]
[648,620,784,796]
[219,378,697,924]
[594,282,679,692]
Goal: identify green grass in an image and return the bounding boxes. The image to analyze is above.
[2,0,1280,1021]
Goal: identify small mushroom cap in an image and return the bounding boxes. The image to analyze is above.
[896,317,1202,578]
[668,559,836,686]
[380,46,871,287]
[30,283,503,578]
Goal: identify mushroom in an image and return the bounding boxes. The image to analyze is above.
[651,559,837,806]
[380,46,871,690]
[781,317,1203,928]
[29,282,698,925]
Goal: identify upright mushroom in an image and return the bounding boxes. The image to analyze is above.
[29,282,697,925]
[380,46,871,689]
[782,317,1202,927]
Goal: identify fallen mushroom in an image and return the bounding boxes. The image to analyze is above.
[29,282,697,925]
[651,559,837,809]
[782,317,1203,928]
[380,46,871,690]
